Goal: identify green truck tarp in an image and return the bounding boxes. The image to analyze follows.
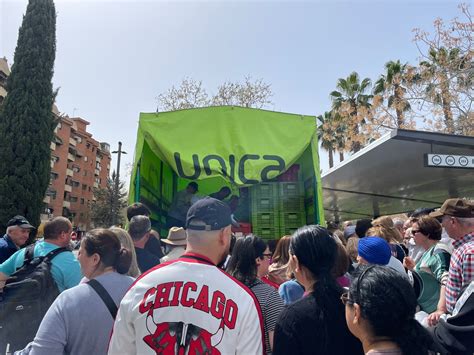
[129,106,325,229]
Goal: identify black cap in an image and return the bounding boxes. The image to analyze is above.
[186,197,232,231]
[7,215,34,229]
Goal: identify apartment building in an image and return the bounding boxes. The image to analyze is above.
[46,116,111,230]
[1,57,111,230]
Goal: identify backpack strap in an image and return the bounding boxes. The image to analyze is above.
[43,247,68,261]
[23,244,36,265]
[87,279,118,319]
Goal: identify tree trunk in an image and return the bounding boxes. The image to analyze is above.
[328,149,334,169]
[394,84,404,128]
[440,82,455,133]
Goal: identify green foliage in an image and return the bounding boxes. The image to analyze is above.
[330,72,373,152]
[90,172,127,228]
[0,0,56,234]
[373,60,411,127]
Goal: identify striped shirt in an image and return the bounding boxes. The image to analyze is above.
[250,279,285,354]
[446,233,474,313]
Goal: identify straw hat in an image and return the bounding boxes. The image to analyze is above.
[161,227,187,246]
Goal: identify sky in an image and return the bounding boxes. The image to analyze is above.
[0,0,464,185]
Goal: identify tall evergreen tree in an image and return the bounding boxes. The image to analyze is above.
[0,0,57,234]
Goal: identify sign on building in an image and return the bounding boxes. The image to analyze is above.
[425,154,474,169]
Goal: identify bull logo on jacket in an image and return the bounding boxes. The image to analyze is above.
[144,319,224,355]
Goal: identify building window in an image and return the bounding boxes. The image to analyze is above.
[86,143,91,149]
[84,156,88,162]
[80,198,85,205]
[72,181,80,188]
[82,184,87,190]
[57,122,62,129]
[75,136,82,143]
[72,165,80,173]
[50,172,58,180]
[51,191,57,200]
[70,196,78,203]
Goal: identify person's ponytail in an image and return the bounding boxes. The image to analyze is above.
[115,248,132,275]
[392,319,435,355]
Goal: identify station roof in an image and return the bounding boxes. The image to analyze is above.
[321,129,474,222]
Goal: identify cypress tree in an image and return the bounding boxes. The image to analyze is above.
[0,0,57,235]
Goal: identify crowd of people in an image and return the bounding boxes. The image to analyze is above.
[0,196,472,354]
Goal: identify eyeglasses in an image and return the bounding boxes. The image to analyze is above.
[340,292,353,306]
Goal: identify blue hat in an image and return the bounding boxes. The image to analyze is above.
[358,236,391,265]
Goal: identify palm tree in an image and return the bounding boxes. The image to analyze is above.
[317,111,336,168]
[374,60,411,127]
[419,47,464,134]
[330,72,372,152]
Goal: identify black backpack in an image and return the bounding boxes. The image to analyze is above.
[0,243,68,352]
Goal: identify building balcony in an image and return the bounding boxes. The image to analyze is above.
[69,137,76,147]
[63,201,70,208]
[64,184,72,192]
[43,196,50,204]
[66,169,73,177]
[93,182,99,188]
[50,142,56,150]
[94,168,100,176]
[67,153,75,161]
[50,161,54,169]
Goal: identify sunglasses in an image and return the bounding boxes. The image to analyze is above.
[342,265,376,307]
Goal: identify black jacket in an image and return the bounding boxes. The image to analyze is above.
[431,288,474,355]
[273,285,363,355]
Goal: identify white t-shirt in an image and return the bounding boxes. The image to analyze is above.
[108,252,264,354]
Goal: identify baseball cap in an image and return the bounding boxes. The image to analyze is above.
[7,215,34,229]
[358,236,391,265]
[429,198,474,219]
[186,197,232,231]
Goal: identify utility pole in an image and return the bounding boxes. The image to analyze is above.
[112,142,127,225]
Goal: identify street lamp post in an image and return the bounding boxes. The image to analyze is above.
[111,142,127,226]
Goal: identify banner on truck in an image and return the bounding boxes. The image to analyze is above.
[135,107,315,185]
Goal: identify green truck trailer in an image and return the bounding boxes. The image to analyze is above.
[129,106,325,239]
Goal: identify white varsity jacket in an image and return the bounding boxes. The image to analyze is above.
[108,252,264,355]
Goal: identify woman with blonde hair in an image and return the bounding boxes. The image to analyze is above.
[368,217,406,263]
[268,235,292,285]
[109,227,140,278]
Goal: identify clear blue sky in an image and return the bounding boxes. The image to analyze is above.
[1,0,463,181]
